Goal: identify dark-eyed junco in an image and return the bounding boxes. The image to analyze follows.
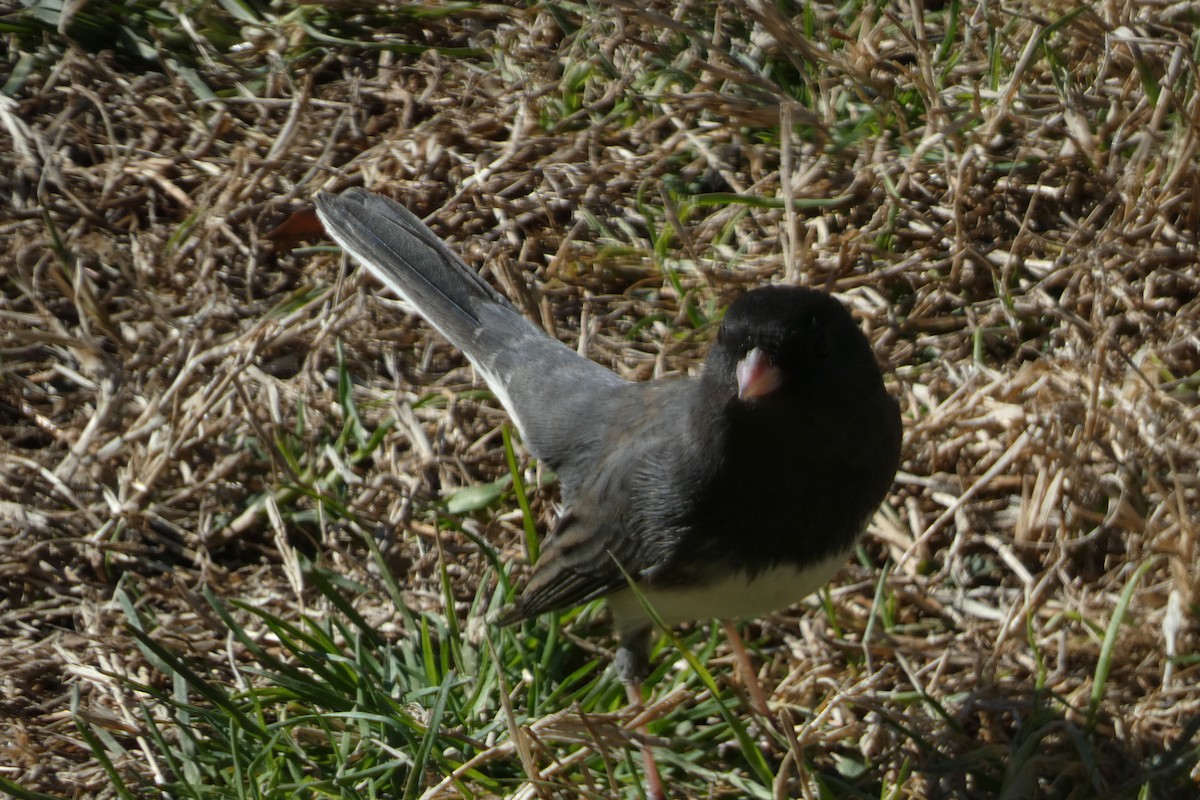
[315,187,901,794]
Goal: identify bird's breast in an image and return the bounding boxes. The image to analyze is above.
[605,548,853,635]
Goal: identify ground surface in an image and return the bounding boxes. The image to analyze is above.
[1,2,1198,798]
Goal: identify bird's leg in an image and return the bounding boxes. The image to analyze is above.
[721,619,773,718]
[616,629,665,800]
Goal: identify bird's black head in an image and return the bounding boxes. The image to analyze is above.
[706,286,882,407]
[684,285,900,570]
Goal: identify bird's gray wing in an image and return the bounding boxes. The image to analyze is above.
[496,380,704,623]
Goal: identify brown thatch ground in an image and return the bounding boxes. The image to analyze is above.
[1,2,1198,798]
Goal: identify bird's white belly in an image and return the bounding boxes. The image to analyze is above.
[605,551,851,633]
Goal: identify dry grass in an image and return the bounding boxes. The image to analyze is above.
[1,1,1198,797]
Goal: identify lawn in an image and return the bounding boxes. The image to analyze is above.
[1,1,1198,798]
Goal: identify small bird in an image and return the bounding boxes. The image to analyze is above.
[316,188,901,793]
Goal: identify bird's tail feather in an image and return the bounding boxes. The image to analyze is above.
[314,188,625,472]
[315,188,521,353]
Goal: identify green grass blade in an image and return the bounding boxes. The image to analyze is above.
[1089,556,1161,728]
[502,424,540,563]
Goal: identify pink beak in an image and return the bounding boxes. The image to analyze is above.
[736,347,782,399]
